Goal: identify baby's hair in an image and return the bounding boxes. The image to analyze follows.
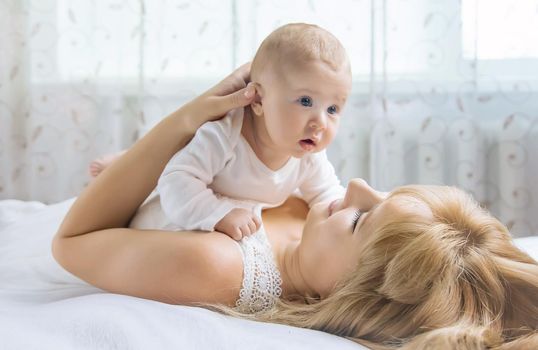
[250,23,350,82]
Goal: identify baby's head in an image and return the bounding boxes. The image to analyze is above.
[250,23,350,81]
[249,23,352,157]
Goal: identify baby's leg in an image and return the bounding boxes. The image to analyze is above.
[88,150,127,177]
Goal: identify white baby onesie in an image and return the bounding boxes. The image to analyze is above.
[130,107,345,231]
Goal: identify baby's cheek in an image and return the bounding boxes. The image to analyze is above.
[323,127,337,145]
[330,119,340,133]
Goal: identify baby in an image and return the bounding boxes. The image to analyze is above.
[127,23,352,240]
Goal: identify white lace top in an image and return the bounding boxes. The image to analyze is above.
[233,208,283,314]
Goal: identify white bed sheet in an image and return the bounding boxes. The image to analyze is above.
[0,199,365,350]
[1,199,537,350]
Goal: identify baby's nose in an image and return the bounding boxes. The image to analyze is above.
[309,112,327,130]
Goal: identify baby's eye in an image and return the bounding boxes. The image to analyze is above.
[327,105,338,115]
[299,96,313,107]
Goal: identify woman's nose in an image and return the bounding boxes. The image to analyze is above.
[335,179,382,212]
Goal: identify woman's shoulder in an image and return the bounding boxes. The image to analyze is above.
[132,230,245,306]
[177,232,244,305]
[53,228,244,307]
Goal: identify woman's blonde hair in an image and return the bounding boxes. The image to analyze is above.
[212,185,538,349]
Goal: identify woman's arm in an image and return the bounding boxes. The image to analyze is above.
[56,63,254,238]
[52,64,254,305]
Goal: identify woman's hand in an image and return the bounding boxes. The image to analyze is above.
[182,62,255,129]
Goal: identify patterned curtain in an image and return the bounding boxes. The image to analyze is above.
[368,0,538,237]
[1,0,537,236]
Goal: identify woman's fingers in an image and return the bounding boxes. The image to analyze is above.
[188,62,253,124]
[206,83,255,118]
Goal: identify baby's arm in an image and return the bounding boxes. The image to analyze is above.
[158,119,243,234]
[298,151,346,206]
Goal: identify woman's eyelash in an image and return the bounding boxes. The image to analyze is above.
[351,210,362,232]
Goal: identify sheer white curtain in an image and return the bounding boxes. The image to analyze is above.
[0,0,235,202]
[369,0,538,237]
[1,0,537,236]
[0,0,371,202]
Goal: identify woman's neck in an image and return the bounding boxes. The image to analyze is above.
[241,107,290,171]
[278,242,319,300]
[261,197,319,299]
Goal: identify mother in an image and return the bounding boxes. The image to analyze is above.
[53,64,538,349]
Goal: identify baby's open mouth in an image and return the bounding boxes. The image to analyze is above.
[299,139,316,151]
[300,138,315,145]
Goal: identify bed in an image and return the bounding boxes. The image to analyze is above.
[1,199,537,350]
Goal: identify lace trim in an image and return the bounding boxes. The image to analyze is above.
[234,228,283,314]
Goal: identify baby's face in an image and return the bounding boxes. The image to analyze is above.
[255,61,351,158]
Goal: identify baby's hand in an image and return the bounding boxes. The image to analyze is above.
[215,208,261,241]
